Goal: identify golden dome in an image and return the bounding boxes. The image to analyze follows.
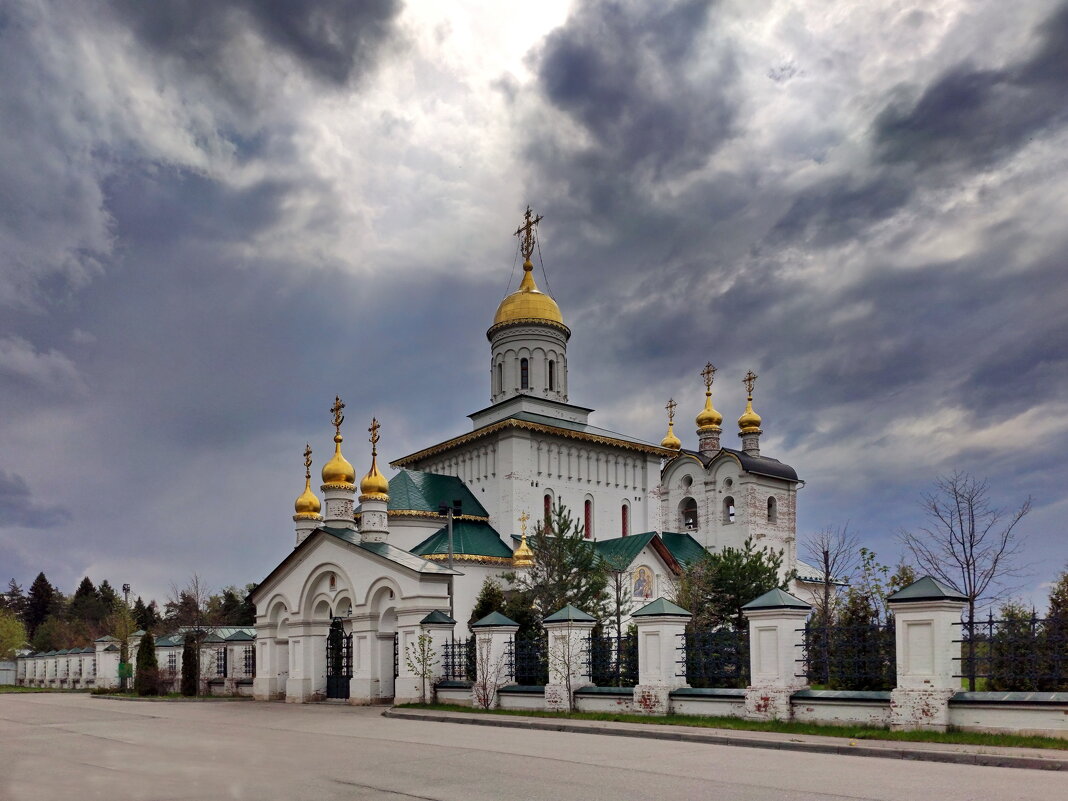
[321,434,356,486]
[738,399,762,432]
[491,261,565,329]
[359,458,389,499]
[660,421,682,450]
[294,477,321,517]
[696,393,723,431]
[512,534,534,568]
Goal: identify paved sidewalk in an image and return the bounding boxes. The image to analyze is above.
[384,707,1068,771]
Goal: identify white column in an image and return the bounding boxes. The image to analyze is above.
[632,598,691,715]
[742,589,811,721]
[418,611,457,700]
[887,577,967,731]
[470,613,519,710]
[543,606,596,711]
[393,616,425,705]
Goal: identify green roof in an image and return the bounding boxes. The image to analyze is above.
[544,605,597,623]
[387,469,489,517]
[225,630,255,642]
[471,611,519,628]
[94,635,118,642]
[102,644,119,652]
[594,532,657,570]
[633,598,691,617]
[887,576,967,603]
[420,610,456,625]
[410,519,513,559]
[742,588,810,611]
[659,532,708,566]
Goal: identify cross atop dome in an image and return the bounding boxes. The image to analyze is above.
[514,205,543,262]
[701,362,717,390]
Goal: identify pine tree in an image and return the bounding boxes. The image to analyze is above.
[25,572,56,638]
[3,579,28,623]
[98,580,122,614]
[238,584,258,626]
[1041,567,1067,691]
[132,597,150,631]
[69,576,105,626]
[180,631,199,696]
[469,578,507,625]
[134,629,159,696]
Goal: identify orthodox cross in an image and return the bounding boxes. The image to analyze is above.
[701,361,717,391]
[514,205,543,261]
[368,417,381,456]
[330,395,345,436]
[303,443,312,480]
[518,510,530,538]
[743,369,758,397]
[665,398,677,424]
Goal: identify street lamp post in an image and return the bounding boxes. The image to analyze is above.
[439,500,462,619]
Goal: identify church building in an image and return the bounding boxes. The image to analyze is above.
[251,208,818,704]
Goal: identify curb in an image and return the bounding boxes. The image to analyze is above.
[382,709,1066,772]
[89,694,253,702]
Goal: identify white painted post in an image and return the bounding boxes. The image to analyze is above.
[632,598,692,715]
[393,612,429,705]
[887,576,967,732]
[742,588,811,721]
[543,606,597,711]
[470,612,519,710]
[417,610,457,702]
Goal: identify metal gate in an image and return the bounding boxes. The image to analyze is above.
[326,617,352,699]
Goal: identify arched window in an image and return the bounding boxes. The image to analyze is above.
[621,502,629,536]
[544,493,552,523]
[520,358,529,389]
[767,496,777,523]
[723,496,736,524]
[584,499,593,539]
[679,497,698,530]
[548,360,555,391]
[496,363,502,395]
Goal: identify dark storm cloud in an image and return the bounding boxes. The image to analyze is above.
[874,2,1068,169]
[110,0,401,91]
[0,471,71,529]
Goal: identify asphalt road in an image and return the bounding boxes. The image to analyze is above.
[1,694,1061,801]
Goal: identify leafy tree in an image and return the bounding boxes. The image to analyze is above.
[134,629,159,696]
[504,502,609,624]
[25,572,56,638]
[180,632,199,696]
[239,583,258,626]
[1042,566,1068,691]
[469,579,507,626]
[468,577,537,636]
[851,548,916,624]
[675,537,792,631]
[2,579,28,623]
[988,600,1040,692]
[824,586,896,691]
[104,603,137,691]
[30,614,75,651]
[0,608,27,660]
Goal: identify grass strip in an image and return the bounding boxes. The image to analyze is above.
[399,703,1068,751]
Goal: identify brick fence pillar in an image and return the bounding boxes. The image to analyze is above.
[543,605,596,711]
[887,576,967,732]
[470,611,519,710]
[633,598,692,715]
[742,588,811,721]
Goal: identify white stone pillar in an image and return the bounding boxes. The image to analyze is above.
[887,576,967,732]
[470,612,519,710]
[632,598,692,715]
[359,495,389,543]
[394,611,429,705]
[543,606,597,711]
[349,612,377,704]
[742,588,811,721]
[418,610,457,699]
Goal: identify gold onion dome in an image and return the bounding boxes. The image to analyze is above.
[738,370,762,432]
[360,417,390,499]
[492,260,565,327]
[322,434,356,485]
[512,535,535,568]
[660,422,682,450]
[294,444,321,517]
[696,395,723,431]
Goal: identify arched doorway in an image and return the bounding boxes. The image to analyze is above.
[325,617,352,699]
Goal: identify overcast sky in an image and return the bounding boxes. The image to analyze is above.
[2,0,1065,609]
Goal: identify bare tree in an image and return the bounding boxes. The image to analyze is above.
[168,574,215,696]
[899,471,1032,629]
[471,636,507,710]
[545,621,584,712]
[801,524,860,622]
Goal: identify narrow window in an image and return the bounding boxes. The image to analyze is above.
[496,363,502,394]
[679,497,698,530]
[723,496,736,524]
[548,360,555,390]
[584,499,593,539]
[544,493,552,522]
[621,503,629,537]
[767,496,777,523]
[520,358,529,389]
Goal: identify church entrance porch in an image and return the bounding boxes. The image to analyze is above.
[325,618,352,700]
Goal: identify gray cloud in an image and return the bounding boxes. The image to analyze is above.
[0,471,71,529]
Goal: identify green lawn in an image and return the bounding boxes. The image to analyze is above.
[399,703,1068,751]
[0,686,90,694]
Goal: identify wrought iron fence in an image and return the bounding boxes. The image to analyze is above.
[678,628,750,688]
[588,633,638,687]
[509,633,548,686]
[799,619,895,691]
[441,637,475,682]
[955,613,1068,691]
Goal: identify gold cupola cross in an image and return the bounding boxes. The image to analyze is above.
[701,362,717,391]
[330,395,346,436]
[743,369,758,397]
[665,398,677,424]
[514,205,543,261]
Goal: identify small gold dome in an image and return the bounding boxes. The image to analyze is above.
[660,422,682,449]
[696,394,723,431]
[321,434,356,486]
[294,477,321,517]
[512,534,534,568]
[359,459,389,499]
[491,261,565,328]
[738,399,762,432]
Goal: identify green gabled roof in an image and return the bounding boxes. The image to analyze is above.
[594,532,657,570]
[420,610,456,625]
[202,632,226,644]
[387,469,489,518]
[471,611,518,628]
[225,630,255,642]
[742,588,810,611]
[131,629,146,637]
[633,598,691,617]
[102,644,119,652]
[544,604,596,623]
[887,576,967,603]
[660,532,709,566]
[410,519,513,560]
[94,635,119,642]
[56,649,69,655]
